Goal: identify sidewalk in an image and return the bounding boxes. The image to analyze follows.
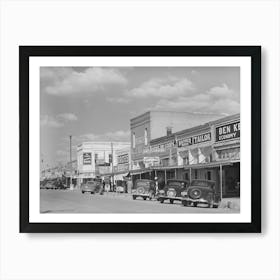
[220,197,240,210]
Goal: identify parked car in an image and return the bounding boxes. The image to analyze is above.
[54,180,68,190]
[44,181,56,190]
[158,179,189,204]
[181,179,220,208]
[132,179,156,200]
[81,179,103,194]
[116,180,126,193]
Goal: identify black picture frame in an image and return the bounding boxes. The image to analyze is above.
[19,46,261,233]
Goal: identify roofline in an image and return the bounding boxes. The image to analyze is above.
[130,110,225,122]
[150,113,240,143]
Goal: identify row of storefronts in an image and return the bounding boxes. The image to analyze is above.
[129,112,240,198]
[64,111,240,198]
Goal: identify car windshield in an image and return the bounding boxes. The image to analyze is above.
[87,181,97,185]
[191,180,214,188]
[136,181,151,187]
[167,181,186,187]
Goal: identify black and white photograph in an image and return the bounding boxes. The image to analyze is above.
[3,1,280,279]
[40,66,241,214]
[19,46,260,233]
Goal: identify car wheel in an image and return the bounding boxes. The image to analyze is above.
[213,204,219,208]
[159,199,164,204]
[193,202,198,207]
[143,197,147,201]
[132,195,136,200]
[82,191,85,194]
[182,200,188,207]
[149,192,154,200]
[91,192,94,194]
[170,199,174,204]
[208,200,214,208]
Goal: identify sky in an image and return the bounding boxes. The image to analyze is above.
[40,66,240,168]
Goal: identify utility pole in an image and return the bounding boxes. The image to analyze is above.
[70,135,72,187]
[111,142,114,191]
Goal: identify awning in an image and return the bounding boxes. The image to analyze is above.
[152,165,182,170]
[183,160,239,169]
[130,168,151,175]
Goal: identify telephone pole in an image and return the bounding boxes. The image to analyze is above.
[111,142,114,190]
[69,135,73,190]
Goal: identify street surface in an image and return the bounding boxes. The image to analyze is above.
[40,189,239,213]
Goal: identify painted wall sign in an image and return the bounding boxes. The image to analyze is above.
[83,152,92,165]
[216,122,240,142]
[178,132,211,147]
[117,154,129,164]
[143,157,160,167]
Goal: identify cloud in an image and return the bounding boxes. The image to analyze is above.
[57,113,78,121]
[106,97,130,104]
[41,67,127,97]
[74,130,130,144]
[41,113,78,128]
[126,76,195,99]
[152,83,239,115]
[40,115,64,128]
[207,83,238,100]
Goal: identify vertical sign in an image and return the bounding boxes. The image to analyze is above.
[83,153,92,165]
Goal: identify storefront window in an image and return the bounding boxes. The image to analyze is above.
[144,128,148,145]
[132,133,136,149]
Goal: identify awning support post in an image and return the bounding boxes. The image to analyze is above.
[219,164,223,200]
[164,169,167,184]
[189,167,192,183]
[175,168,177,179]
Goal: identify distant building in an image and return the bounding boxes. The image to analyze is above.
[76,141,130,185]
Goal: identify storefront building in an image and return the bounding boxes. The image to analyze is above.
[212,114,240,197]
[76,141,130,186]
[130,110,222,171]
[129,112,240,198]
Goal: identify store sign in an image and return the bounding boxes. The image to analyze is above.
[83,153,92,165]
[143,157,160,167]
[117,153,129,164]
[144,141,174,154]
[117,164,129,172]
[216,122,240,142]
[178,132,211,147]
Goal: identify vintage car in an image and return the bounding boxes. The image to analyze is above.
[116,180,126,193]
[181,179,220,208]
[132,179,156,200]
[43,181,57,190]
[158,179,189,204]
[81,178,103,195]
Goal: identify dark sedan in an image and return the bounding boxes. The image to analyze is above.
[81,179,103,195]
[181,179,220,208]
[158,179,189,204]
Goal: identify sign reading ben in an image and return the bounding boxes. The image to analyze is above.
[83,152,92,165]
[216,122,240,142]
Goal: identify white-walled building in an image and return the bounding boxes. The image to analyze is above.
[76,141,130,185]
